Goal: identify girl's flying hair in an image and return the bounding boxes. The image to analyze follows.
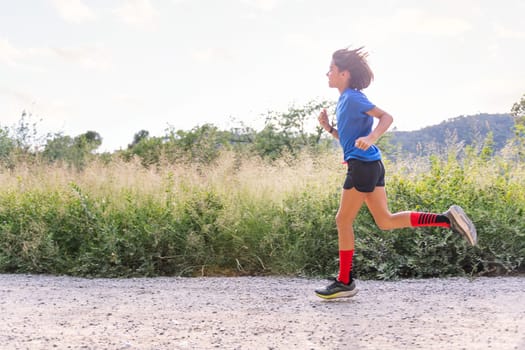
[332,47,374,90]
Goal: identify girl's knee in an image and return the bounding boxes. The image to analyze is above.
[375,220,392,230]
[335,213,354,228]
[373,215,395,230]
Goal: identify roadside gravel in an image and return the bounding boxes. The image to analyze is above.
[1,274,524,349]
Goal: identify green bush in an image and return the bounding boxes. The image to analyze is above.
[0,151,523,279]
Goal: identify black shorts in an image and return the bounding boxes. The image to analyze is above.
[343,159,385,192]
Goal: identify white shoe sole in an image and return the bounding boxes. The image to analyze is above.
[448,205,477,246]
[315,288,358,300]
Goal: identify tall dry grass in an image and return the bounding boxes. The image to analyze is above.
[0,150,524,278]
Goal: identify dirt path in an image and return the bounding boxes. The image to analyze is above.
[0,275,524,349]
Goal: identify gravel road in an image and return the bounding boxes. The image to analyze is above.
[0,274,524,350]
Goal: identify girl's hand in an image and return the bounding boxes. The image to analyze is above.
[318,109,331,130]
[355,135,374,150]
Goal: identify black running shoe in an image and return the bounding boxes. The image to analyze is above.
[444,205,477,246]
[315,278,358,299]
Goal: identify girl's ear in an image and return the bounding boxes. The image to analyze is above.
[343,70,351,85]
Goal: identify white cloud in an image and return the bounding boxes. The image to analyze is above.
[0,87,69,127]
[0,38,110,71]
[112,93,144,108]
[0,38,51,72]
[493,24,525,39]
[241,0,279,12]
[419,17,472,37]
[191,47,235,64]
[0,38,22,66]
[358,8,472,43]
[0,39,110,72]
[0,87,36,107]
[51,46,112,70]
[114,0,160,28]
[51,0,96,23]
[283,33,313,49]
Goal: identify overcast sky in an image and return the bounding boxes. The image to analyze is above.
[1,0,524,151]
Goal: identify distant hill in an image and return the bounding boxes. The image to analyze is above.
[387,113,515,156]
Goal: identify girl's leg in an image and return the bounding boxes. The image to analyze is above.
[364,187,450,230]
[364,187,476,245]
[335,188,367,284]
[364,187,411,230]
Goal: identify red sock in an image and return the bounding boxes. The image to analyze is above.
[410,212,450,228]
[337,250,354,284]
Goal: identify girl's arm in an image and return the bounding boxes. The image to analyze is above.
[318,108,339,140]
[355,107,393,150]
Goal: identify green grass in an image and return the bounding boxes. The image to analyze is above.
[0,151,524,279]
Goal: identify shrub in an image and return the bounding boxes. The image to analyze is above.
[0,150,523,279]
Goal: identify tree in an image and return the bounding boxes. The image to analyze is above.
[42,133,74,162]
[510,94,525,161]
[480,131,495,161]
[74,131,102,154]
[123,130,163,167]
[129,130,150,148]
[511,94,525,140]
[6,111,47,164]
[0,127,15,168]
[42,131,102,169]
[511,94,525,119]
[165,124,230,164]
[13,110,41,152]
[251,124,288,160]
[252,99,335,159]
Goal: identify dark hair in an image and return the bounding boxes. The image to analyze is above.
[332,47,374,90]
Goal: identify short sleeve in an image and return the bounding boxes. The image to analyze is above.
[352,92,375,114]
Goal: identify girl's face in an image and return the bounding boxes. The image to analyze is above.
[326,61,350,91]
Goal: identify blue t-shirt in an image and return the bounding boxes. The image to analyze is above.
[336,88,382,162]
